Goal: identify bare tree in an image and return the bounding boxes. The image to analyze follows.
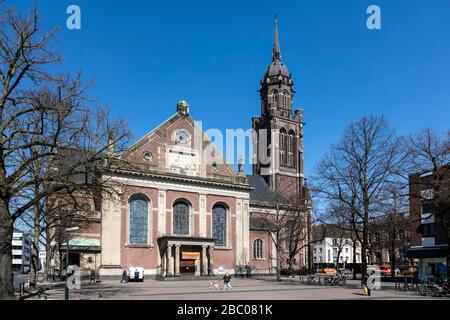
[311,116,405,279]
[0,6,130,299]
[253,179,312,281]
[315,201,358,272]
[369,180,410,278]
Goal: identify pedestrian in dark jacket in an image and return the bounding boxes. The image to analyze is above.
[134,270,140,282]
[120,269,128,283]
[89,269,96,284]
[223,272,232,290]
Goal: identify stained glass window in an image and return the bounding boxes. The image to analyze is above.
[129,195,149,244]
[253,239,263,259]
[173,201,190,235]
[212,205,227,246]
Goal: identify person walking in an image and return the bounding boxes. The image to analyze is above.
[362,270,376,296]
[89,269,96,284]
[134,270,140,282]
[362,272,371,296]
[120,269,128,283]
[223,272,232,290]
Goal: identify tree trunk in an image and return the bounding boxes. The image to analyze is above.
[29,199,41,289]
[288,258,294,272]
[352,239,357,280]
[276,246,282,282]
[29,192,41,289]
[0,200,15,299]
[43,241,51,282]
[390,241,396,279]
[362,219,369,279]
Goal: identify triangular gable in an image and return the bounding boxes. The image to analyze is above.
[121,111,238,178]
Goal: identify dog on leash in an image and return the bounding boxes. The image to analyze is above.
[209,282,220,289]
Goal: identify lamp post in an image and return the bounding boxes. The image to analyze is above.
[64,227,79,301]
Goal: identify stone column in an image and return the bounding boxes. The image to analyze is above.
[201,245,208,276]
[209,246,215,276]
[195,259,201,277]
[157,190,167,236]
[166,245,173,276]
[161,251,167,277]
[175,245,181,276]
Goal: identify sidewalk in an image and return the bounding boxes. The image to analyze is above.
[249,275,398,290]
[18,280,98,300]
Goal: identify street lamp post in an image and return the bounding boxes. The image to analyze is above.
[64,227,79,301]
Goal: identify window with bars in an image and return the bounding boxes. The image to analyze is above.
[212,205,227,246]
[253,239,264,259]
[173,201,190,235]
[129,195,149,244]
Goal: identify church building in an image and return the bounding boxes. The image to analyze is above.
[55,20,310,278]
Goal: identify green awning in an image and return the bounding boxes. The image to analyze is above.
[61,238,101,252]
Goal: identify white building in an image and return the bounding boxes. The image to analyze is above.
[313,237,362,267]
[12,230,32,273]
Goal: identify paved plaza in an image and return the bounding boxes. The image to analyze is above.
[34,278,443,300]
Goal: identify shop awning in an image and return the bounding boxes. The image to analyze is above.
[61,238,101,252]
[407,246,449,259]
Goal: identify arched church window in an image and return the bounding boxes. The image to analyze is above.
[279,128,287,166]
[271,90,278,105]
[253,239,264,259]
[212,204,227,247]
[129,195,149,244]
[287,130,295,167]
[173,201,190,235]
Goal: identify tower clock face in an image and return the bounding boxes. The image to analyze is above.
[176,130,190,144]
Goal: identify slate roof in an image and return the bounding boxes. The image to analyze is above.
[247,175,278,203]
[52,148,101,184]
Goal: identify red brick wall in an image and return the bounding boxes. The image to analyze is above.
[249,230,272,271]
[409,169,450,247]
[207,195,237,267]
[120,185,159,269]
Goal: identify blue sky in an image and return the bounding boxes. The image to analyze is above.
[11,0,450,177]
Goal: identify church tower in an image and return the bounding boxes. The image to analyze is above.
[252,19,305,200]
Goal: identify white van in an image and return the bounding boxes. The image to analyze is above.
[128,267,144,282]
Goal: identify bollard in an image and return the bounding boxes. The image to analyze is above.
[404,275,407,291]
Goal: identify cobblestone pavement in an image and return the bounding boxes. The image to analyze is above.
[33,278,445,300]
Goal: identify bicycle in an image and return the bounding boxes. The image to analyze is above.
[307,275,320,286]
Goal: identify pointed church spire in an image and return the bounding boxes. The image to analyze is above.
[272,17,281,62]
